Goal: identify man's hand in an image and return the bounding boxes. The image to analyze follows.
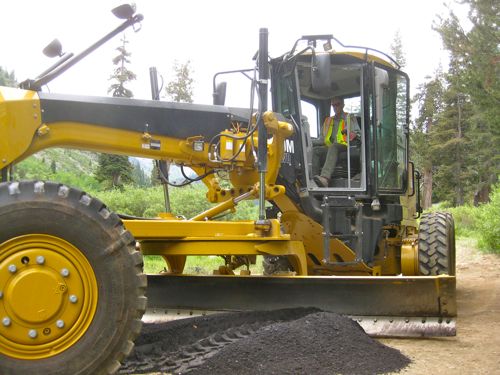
[342,129,357,141]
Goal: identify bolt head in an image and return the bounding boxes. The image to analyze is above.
[8,264,17,273]
[56,320,65,329]
[2,317,11,327]
[61,268,70,277]
[28,329,38,339]
[36,255,45,265]
[69,295,78,304]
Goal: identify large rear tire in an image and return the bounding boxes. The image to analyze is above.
[418,212,456,276]
[0,181,147,375]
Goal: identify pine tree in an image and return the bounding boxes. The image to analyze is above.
[95,154,133,190]
[150,161,161,186]
[434,0,499,203]
[389,30,407,69]
[131,159,150,187]
[430,79,473,206]
[50,160,57,174]
[95,34,136,190]
[0,67,17,87]
[411,69,446,208]
[108,35,136,98]
[165,60,194,103]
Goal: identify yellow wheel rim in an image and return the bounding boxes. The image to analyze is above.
[0,234,98,359]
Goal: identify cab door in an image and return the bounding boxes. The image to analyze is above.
[371,65,410,195]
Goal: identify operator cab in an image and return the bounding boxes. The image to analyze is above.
[271,35,410,198]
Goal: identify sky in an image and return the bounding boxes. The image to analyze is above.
[1,0,468,107]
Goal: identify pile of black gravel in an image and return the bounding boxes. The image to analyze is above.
[120,309,410,375]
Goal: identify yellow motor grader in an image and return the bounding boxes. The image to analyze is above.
[0,4,456,374]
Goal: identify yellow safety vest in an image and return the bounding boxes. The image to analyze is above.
[323,115,350,146]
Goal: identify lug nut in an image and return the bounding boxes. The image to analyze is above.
[61,268,70,277]
[2,317,12,327]
[8,264,17,274]
[69,295,78,304]
[36,256,45,265]
[56,320,65,329]
[28,329,38,339]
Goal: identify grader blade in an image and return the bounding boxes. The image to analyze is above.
[145,274,456,337]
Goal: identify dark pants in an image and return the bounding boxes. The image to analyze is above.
[320,143,347,178]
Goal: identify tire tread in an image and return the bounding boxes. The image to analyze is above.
[418,212,456,276]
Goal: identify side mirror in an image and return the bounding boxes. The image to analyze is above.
[213,82,227,106]
[42,39,63,58]
[311,53,331,95]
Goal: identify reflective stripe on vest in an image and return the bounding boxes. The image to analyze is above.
[324,115,350,146]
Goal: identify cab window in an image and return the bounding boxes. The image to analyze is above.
[376,71,408,191]
[302,100,318,138]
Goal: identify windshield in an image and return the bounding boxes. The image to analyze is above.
[297,64,366,191]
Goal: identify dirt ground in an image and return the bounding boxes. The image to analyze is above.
[382,238,500,375]
[125,238,500,374]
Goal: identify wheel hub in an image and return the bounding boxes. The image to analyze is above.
[0,234,98,359]
[8,267,64,324]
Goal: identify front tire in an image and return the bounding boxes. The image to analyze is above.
[418,212,456,276]
[0,181,147,375]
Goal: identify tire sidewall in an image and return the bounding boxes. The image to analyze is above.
[0,182,141,375]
